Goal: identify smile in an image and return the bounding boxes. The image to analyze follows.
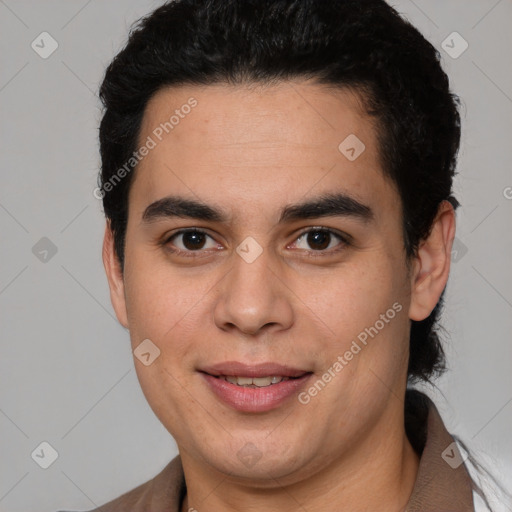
[216,375,293,387]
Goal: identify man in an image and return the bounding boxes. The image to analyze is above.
[92,0,483,510]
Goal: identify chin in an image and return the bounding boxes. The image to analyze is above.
[195,439,311,484]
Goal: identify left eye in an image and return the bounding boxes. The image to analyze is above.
[291,228,346,252]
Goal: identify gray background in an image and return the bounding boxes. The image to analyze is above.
[1,0,511,510]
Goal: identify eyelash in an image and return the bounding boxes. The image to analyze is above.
[161,227,351,258]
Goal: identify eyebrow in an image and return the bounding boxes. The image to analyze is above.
[141,192,373,225]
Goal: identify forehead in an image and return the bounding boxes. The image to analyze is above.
[129,81,396,222]
[140,81,372,155]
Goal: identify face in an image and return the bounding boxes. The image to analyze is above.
[107,81,419,485]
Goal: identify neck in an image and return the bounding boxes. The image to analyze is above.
[180,406,420,512]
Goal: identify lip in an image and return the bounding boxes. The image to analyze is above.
[200,361,310,378]
[199,361,313,413]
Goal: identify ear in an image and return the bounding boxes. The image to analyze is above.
[409,200,456,321]
[102,221,129,329]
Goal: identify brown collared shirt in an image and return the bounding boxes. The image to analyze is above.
[71,391,475,511]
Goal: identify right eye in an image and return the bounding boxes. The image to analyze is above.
[163,229,222,256]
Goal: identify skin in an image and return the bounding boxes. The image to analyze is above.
[103,81,456,512]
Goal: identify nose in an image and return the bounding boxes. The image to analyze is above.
[213,244,294,337]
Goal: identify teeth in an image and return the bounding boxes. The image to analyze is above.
[253,377,273,386]
[236,377,253,386]
[220,375,290,387]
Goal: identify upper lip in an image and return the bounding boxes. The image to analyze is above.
[200,361,311,378]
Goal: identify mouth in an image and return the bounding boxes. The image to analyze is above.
[200,361,310,378]
[213,375,298,387]
[199,361,313,412]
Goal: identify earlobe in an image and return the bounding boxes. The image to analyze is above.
[102,221,129,329]
[408,201,456,321]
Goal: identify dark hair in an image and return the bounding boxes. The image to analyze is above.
[98,0,461,384]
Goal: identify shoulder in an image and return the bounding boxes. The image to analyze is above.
[61,455,185,512]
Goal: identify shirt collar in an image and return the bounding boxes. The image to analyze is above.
[405,391,474,510]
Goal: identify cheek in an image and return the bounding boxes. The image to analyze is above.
[122,251,205,342]
[310,257,400,335]
[122,253,221,405]
[303,252,409,387]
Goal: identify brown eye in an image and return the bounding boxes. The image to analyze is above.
[306,230,331,250]
[165,229,218,253]
[180,231,207,250]
[292,228,349,253]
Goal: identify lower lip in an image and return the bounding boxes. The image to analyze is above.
[201,373,312,413]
